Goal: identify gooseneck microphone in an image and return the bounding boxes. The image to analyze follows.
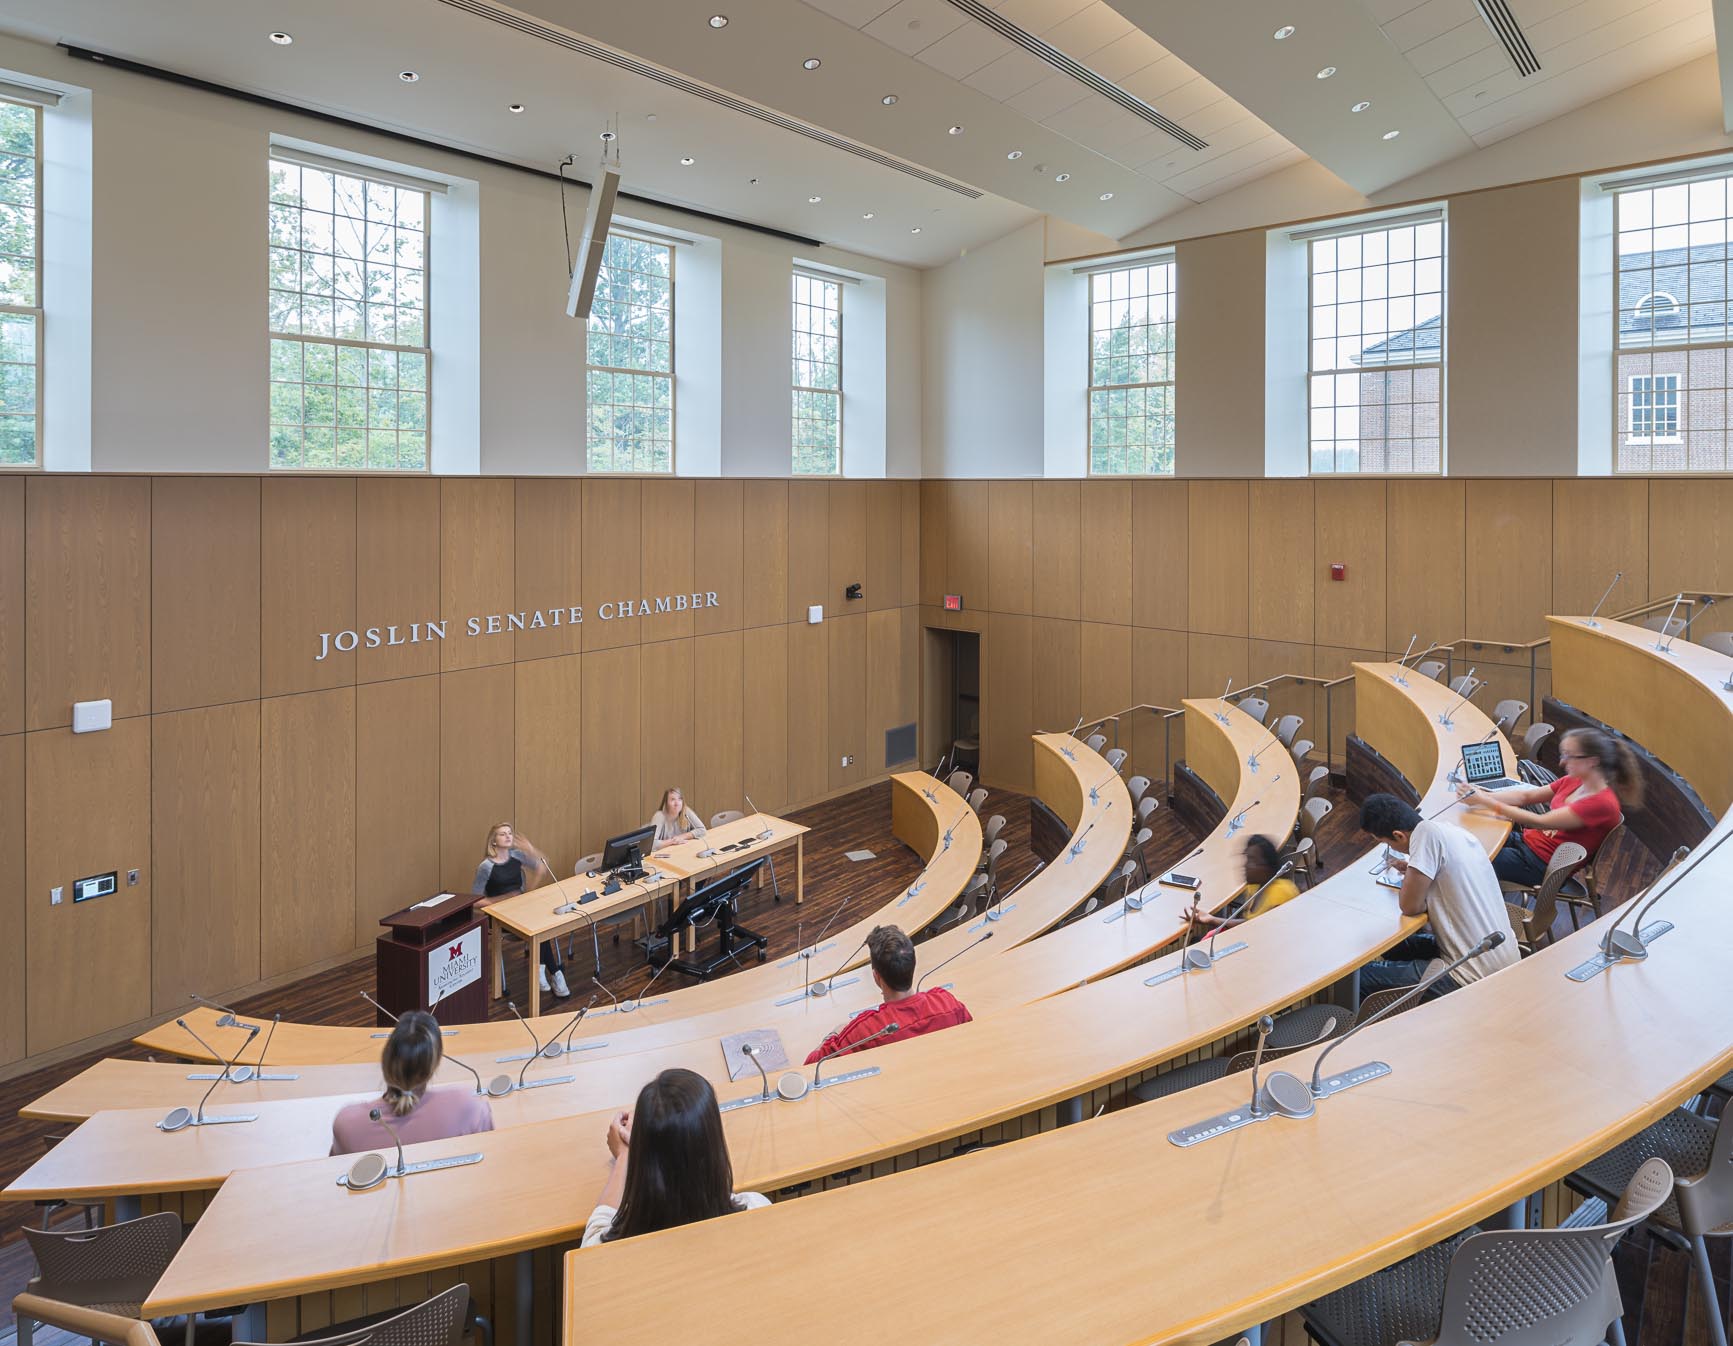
[1394,633,1419,670]
[914,931,992,992]
[942,807,970,850]
[1245,1016,1276,1116]
[591,976,619,1008]
[551,889,602,977]
[1309,931,1505,1096]
[374,1107,406,1176]
[812,1021,900,1086]
[344,1107,409,1191]
[1065,820,1097,864]
[620,955,673,1013]
[360,991,398,1023]
[1597,842,1701,964]
[1227,799,1262,832]
[1583,571,1623,629]
[176,1018,233,1070]
[161,1020,261,1132]
[556,998,599,1053]
[1653,593,1686,652]
[1436,669,1478,730]
[1247,732,1283,771]
[189,993,246,1029]
[442,1049,512,1098]
[741,1042,771,1101]
[197,1021,259,1123]
[985,858,1045,923]
[509,1003,547,1090]
[744,794,774,841]
[812,929,871,999]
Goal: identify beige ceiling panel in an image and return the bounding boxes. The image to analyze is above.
[1383,0,1476,52]
[1039,1,1136,54]
[915,18,1021,77]
[1006,71,1096,119]
[1087,32,1163,82]
[962,46,1056,98]
[801,0,903,25]
[992,0,1094,32]
[861,0,969,55]
[1405,18,1494,76]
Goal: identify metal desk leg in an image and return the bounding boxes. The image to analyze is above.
[528,937,541,1017]
[796,835,805,905]
[491,917,504,999]
[1489,1197,1529,1230]
[516,1250,533,1346]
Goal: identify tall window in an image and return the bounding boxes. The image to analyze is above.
[268,156,430,471]
[1614,173,1733,471]
[1087,258,1175,475]
[792,271,841,475]
[1307,216,1444,473]
[0,98,41,468]
[586,234,673,473]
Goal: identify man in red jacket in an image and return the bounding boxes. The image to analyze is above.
[805,925,973,1065]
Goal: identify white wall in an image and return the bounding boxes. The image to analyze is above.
[0,34,922,476]
[921,219,1046,478]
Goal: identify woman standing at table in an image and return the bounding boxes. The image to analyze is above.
[650,786,707,853]
[472,822,570,999]
[1464,727,1640,886]
[582,1067,768,1246]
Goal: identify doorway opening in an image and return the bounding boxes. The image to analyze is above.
[923,627,980,780]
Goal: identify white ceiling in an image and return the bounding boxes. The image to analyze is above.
[0,0,1722,266]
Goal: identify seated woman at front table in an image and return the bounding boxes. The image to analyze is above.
[331,1011,494,1156]
[804,925,972,1065]
[472,821,570,999]
[650,785,707,852]
[1461,727,1641,887]
[583,1068,769,1246]
[1184,834,1298,934]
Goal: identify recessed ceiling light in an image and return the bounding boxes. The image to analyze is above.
[881,94,898,106]
[1316,66,1336,79]
[1007,150,1023,160]
[1382,129,1400,140]
[1055,172,1071,182]
[680,156,695,165]
[808,195,822,203]
[1351,101,1371,113]
[600,130,617,142]
[1100,192,1113,201]
[508,103,525,113]
[1273,25,1295,39]
[398,70,420,82]
[269,31,293,45]
[708,14,729,27]
[803,58,821,70]
[862,212,875,219]
[948,125,964,135]
[910,227,922,234]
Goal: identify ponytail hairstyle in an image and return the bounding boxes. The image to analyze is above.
[380,1010,444,1117]
[1561,727,1644,808]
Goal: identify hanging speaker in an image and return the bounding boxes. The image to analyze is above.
[565,167,621,320]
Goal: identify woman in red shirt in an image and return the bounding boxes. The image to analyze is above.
[1463,727,1641,886]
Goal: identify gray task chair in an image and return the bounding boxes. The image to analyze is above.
[1126,774,1152,808]
[1698,630,1733,658]
[1416,659,1447,682]
[242,1282,479,1346]
[1084,733,1108,753]
[1272,714,1304,747]
[18,1211,186,1346]
[946,768,975,798]
[1498,841,1586,955]
[966,787,989,815]
[1104,747,1129,773]
[1236,696,1270,726]
[1289,737,1316,766]
[982,813,1006,851]
[1448,672,1483,697]
[1303,1158,1673,1346]
[1492,698,1529,735]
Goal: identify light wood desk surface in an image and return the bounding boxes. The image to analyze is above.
[131,778,977,1070]
[556,629,1732,1346]
[140,681,1469,1317]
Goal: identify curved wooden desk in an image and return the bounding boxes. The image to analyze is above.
[132,673,1466,1327]
[131,772,983,1069]
[555,629,1733,1346]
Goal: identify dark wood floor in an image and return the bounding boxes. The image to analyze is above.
[0,769,1706,1346]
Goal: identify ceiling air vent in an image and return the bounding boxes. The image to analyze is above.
[940,0,1207,151]
[434,0,983,198]
[1474,0,1541,78]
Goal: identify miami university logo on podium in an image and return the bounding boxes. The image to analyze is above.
[429,927,483,1005]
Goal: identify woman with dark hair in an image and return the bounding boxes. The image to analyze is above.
[1465,727,1642,886]
[582,1068,768,1246]
[330,1011,494,1155]
[1184,834,1299,933]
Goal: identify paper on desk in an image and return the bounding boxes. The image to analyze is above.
[412,893,457,909]
[721,1029,789,1082]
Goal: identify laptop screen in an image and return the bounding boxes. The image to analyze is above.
[1460,740,1507,783]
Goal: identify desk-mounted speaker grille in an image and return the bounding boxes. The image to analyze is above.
[886,723,917,768]
[435,0,984,198]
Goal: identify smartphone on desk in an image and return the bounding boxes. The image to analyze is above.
[1160,872,1202,889]
[1372,847,1406,890]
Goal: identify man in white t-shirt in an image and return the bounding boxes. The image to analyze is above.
[1357,793,1519,999]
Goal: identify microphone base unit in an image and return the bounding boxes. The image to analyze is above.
[1058,744,1077,762]
[1144,941,1247,986]
[158,1111,260,1132]
[718,1064,883,1113]
[1063,839,1089,865]
[589,998,670,1018]
[896,881,928,908]
[185,1069,301,1082]
[1102,896,1151,925]
[777,942,836,968]
[1168,1066,1363,1147]
[1389,673,1410,687]
[337,1151,484,1189]
[1565,920,1675,982]
[774,976,861,1007]
[1309,1059,1394,1100]
[968,904,1015,933]
[494,1043,607,1062]
[512,1074,576,1091]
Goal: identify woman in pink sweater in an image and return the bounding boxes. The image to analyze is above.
[330,1011,494,1156]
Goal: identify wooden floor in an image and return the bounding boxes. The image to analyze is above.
[0,769,1707,1346]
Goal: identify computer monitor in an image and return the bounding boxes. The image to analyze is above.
[601,823,657,873]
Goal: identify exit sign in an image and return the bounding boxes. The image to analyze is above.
[943,594,964,611]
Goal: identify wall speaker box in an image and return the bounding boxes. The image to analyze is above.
[565,167,621,320]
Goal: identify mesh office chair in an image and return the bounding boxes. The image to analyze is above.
[1282,836,1318,888]
[262,1283,479,1346]
[1568,1105,1728,1346]
[1554,820,1626,930]
[709,810,745,827]
[1492,699,1529,735]
[1302,1158,1672,1346]
[18,1212,186,1346]
[975,836,1008,886]
[1137,796,1160,828]
[1639,613,1686,638]
[1518,724,1556,785]
[1416,660,1447,682]
[1498,841,1585,955]
[1237,696,1270,726]
[959,872,990,917]
[1299,797,1333,850]
[1131,1019,1339,1104]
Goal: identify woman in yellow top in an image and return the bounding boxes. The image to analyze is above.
[1184,835,1298,933]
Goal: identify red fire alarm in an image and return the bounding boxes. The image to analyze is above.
[943,594,964,611]
[1329,563,1347,582]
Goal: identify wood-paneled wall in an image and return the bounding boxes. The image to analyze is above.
[921,476,1723,793]
[0,476,920,1071]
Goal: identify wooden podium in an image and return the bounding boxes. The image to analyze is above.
[375,893,489,1027]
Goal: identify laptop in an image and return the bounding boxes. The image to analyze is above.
[1459,739,1520,791]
